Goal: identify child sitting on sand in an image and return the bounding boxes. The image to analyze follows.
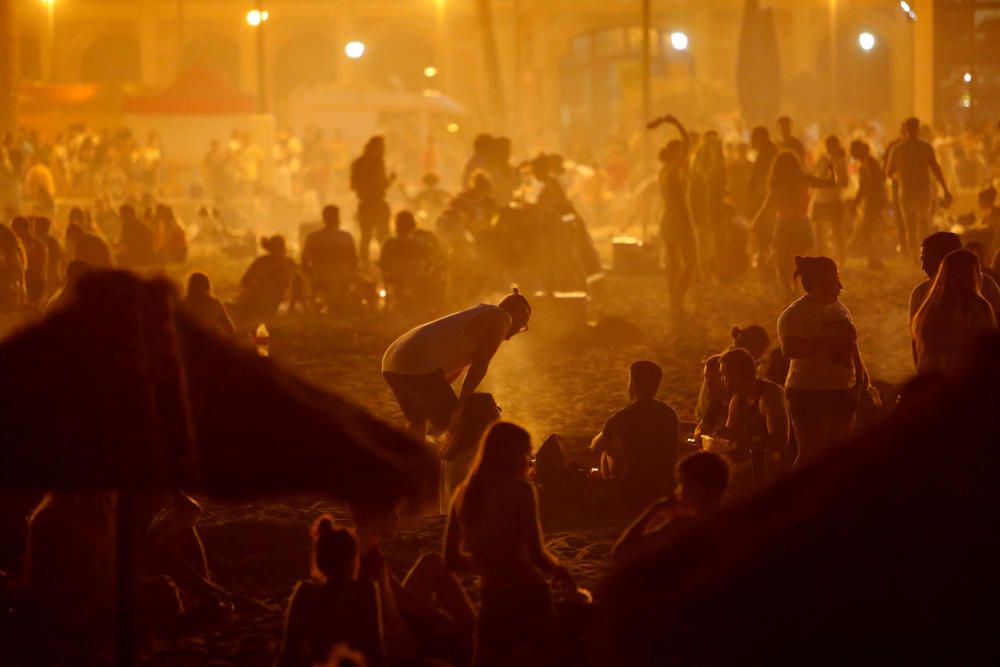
[275,515,385,667]
[590,361,681,514]
[612,451,730,564]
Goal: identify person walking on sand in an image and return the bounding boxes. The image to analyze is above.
[886,117,953,258]
[381,289,530,440]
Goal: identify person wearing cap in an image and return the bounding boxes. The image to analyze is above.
[381,289,530,440]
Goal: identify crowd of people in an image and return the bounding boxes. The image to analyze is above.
[0,110,999,666]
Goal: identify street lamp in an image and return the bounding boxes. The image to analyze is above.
[858,32,876,52]
[246,9,268,26]
[247,6,269,113]
[345,41,366,59]
[670,31,689,52]
[40,0,55,81]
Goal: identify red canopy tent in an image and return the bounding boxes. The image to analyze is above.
[123,66,254,115]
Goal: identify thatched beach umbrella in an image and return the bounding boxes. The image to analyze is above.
[607,336,1000,664]
[0,270,436,664]
[736,0,782,127]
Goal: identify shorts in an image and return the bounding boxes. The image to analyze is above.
[786,388,858,423]
[772,217,814,257]
[899,190,933,218]
[383,369,458,431]
[357,199,391,237]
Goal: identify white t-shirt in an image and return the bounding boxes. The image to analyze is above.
[778,296,857,391]
[381,304,507,376]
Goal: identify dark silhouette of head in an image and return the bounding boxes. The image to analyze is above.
[310,515,359,583]
[825,135,842,156]
[964,241,987,263]
[720,347,757,396]
[750,126,771,151]
[920,231,962,279]
[364,136,385,159]
[731,325,770,361]
[849,139,869,160]
[395,210,416,238]
[322,205,340,229]
[903,117,921,138]
[530,154,551,180]
[473,134,494,157]
[460,422,532,524]
[68,206,85,227]
[659,141,685,167]
[498,288,531,339]
[261,235,287,257]
[422,173,440,188]
[629,360,663,400]
[676,451,730,512]
[34,217,52,236]
[794,256,841,304]
[11,216,29,238]
[469,170,493,194]
[777,116,793,138]
[768,150,807,192]
[186,272,212,297]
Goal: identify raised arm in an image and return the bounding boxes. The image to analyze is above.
[665,115,690,156]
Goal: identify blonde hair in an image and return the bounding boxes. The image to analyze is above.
[912,250,995,349]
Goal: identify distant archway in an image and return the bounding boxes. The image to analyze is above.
[273,34,338,108]
[181,34,240,87]
[80,34,141,83]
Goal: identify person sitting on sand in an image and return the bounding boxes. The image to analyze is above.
[44,260,89,313]
[695,325,771,433]
[379,210,435,314]
[694,355,727,439]
[66,221,112,269]
[612,451,730,564]
[445,422,577,666]
[590,361,681,513]
[301,204,358,314]
[439,392,502,513]
[233,235,305,324]
[911,232,1000,321]
[182,272,235,336]
[381,289,530,440]
[351,500,475,666]
[275,515,385,667]
[716,348,789,480]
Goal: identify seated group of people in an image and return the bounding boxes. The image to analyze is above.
[276,421,733,667]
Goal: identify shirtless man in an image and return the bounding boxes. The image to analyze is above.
[381,289,530,439]
[886,118,953,258]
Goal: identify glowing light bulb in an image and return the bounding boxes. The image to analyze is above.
[424,66,438,78]
[963,72,973,83]
[858,32,876,51]
[446,122,460,133]
[670,31,689,51]
[345,41,366,59]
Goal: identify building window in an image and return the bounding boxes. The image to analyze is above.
[935,0,1000,123]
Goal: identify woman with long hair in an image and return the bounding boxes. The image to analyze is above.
[444,422,576,666]
[439,392,502,513]
[752,151,835,295]
[778,256,869,467]
[275,515,386,667]
[911,249,996,375]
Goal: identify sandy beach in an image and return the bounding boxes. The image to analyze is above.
[115,252,920,665]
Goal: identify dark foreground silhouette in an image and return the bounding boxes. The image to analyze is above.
[606,334,1000,664]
